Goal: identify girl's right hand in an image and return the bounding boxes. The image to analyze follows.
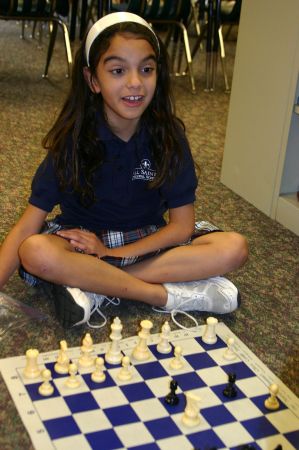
[56,229,108,257]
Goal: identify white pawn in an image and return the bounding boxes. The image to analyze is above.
[23,348,40,379]
[202,317,218,344]
[169,346,184,370]
[132,320,153,361]
[223,337,237,361]
[182,392,201,427]
[65,363,81,388]
[264,383,280,410]
[157,321,172,354]
[79,333,95,368]
[91,357,106,383]
[55,340,70,374]
[117,356,132,381]
[105,317,123,365]
[38,369,54,396]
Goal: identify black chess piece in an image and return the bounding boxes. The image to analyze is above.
[223,372,237,398]
[165,379,179,406]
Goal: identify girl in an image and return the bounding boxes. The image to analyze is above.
[0,12,248,328]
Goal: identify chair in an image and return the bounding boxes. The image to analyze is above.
[221,0,242,40]
[110,0,147,15]
[0,0,72,77]
[189,0,230,92]
[145,0,196,93]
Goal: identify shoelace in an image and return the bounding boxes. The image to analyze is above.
[87,296,120,329]
[152,298,202,331]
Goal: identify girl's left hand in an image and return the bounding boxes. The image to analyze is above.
[56,229,107,257]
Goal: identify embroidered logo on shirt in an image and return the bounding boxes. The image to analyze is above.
[132,159,156,181]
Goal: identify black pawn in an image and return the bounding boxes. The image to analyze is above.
[223,372,237,398]
[165,379,179,406]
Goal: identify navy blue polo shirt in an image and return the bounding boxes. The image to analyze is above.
[29,121,198,231]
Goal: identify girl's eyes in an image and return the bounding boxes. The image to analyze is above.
[109,66,155,75]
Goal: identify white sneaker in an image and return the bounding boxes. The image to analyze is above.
[163,277,241,314]
[53,285,119,329]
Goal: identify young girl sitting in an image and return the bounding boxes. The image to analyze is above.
[0,12,248,328]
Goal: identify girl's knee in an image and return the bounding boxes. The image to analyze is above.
[19,235,54,276]
[226,232,248,268]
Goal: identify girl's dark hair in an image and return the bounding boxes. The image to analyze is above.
[42,22,186,206]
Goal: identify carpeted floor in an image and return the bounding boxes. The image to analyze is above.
[0,19,298,449]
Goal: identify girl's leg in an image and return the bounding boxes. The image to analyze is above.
[19,230,247,313]
[124,231,248,283]
[18,234,168,306]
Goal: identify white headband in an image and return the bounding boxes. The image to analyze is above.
[85,12,160,67]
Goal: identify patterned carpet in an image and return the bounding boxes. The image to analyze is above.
[0,20,298,449]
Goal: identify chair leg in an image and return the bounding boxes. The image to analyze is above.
[59,20,73,78]
[218,26,230,92]
[180,23,196,93]
[43,20,58,78]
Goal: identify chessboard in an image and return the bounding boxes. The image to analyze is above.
[0,320,299,450]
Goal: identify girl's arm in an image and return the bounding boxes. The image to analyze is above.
[109,203,195,257]
[56,204,195,258]
[0,205,47,289]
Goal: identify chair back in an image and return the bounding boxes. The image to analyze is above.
[126,0,147,15]
[0,0,53,17]
[143,0,160,20]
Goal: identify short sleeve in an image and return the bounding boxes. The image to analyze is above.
[29,154,61,212]
[160,132,198,209]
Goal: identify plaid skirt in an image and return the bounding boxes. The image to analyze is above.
[19,220,221,287]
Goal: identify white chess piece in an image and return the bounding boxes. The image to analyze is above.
[38,368,54,396]
[91,357,106,383]
[264,383,280,410]
[23,348,40,379]
[182,392,201,427]
[79,333,95,368]
[132,320,153,361]
[169,346,184,370]
[157,321,172,354]
[202,317,218,344]
[117,356,132,381]
[105,317,123,365]
[65,363,81,388]
[223,337,237,361]
[54,340,69,374]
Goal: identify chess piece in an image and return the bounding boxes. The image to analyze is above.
[264,383,280,410]
[105,317,123,365]
[182,392,201,427]
[91,357,106,383]
[78,333,95,368]
[65,363,81,388]
[223,372,237,398]
[117,356,132,381]
[202,317,218,344]
[157,321,172,354]
[223,337,237,361]
[169,346,184,370]
[38,368,54,396]
[54,340,69,374]
[23,348,40,379]
[165,379,179,406]
[132,320,153,361]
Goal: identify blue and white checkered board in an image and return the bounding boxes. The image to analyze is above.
[0,322,299,450]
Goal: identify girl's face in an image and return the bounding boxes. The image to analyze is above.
[88,32,157,140]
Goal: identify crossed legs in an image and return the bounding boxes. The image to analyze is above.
[18,231,248,307]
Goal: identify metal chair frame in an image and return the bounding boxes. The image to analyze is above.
[146,0,196,93]
[0,0,72,78]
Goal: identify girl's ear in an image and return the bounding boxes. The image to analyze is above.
[83,66,101,94]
